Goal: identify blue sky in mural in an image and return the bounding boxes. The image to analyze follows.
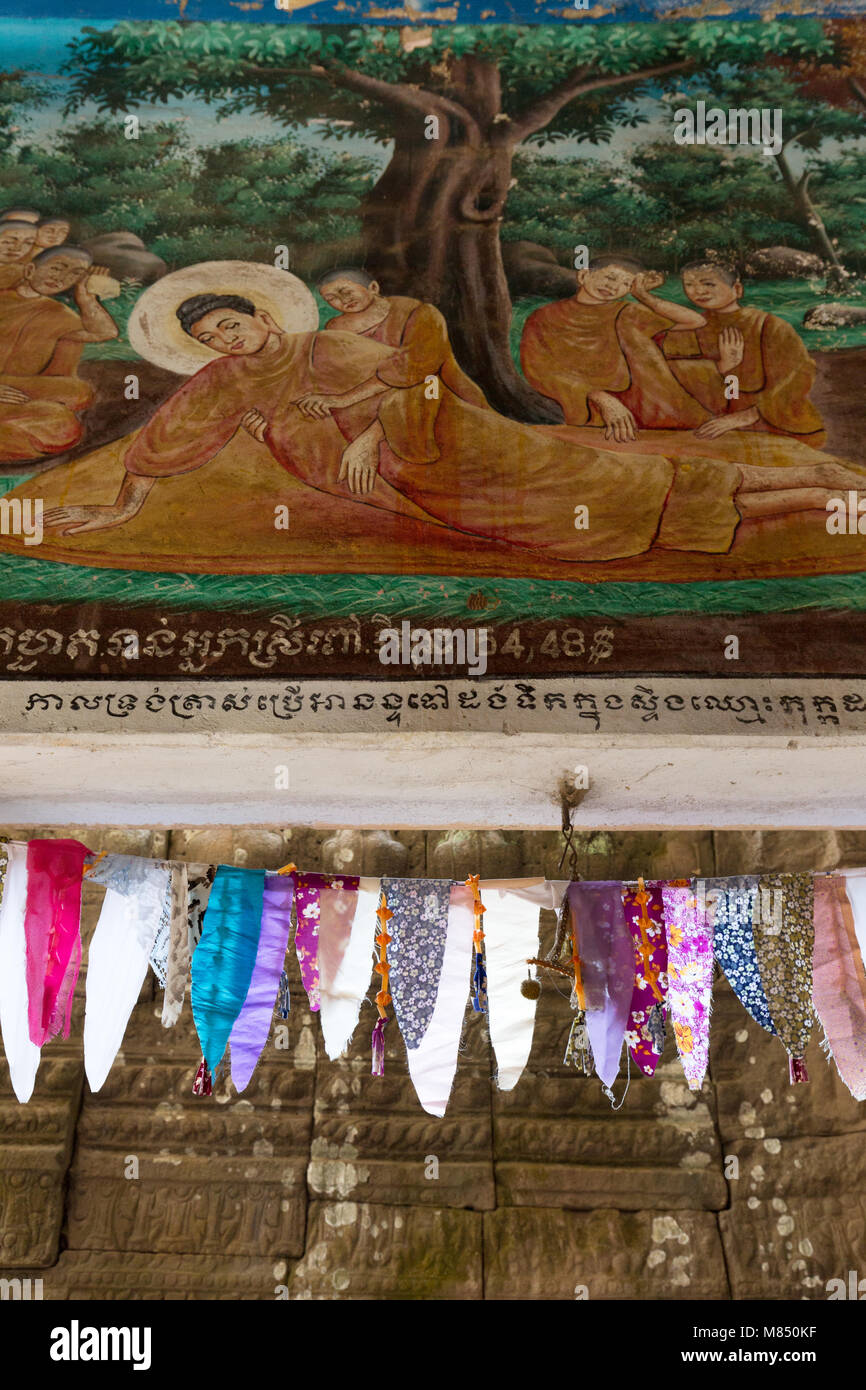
[0,0,864,21]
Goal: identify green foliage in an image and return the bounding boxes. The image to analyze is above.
[505,137,866,273]
[0,119,375,271]
[63,19,835,144]
[0,69,48,158]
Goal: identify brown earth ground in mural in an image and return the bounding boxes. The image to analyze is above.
[2,825,866,1300]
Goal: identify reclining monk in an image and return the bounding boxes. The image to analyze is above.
[0,247,120,463]
[520,254,710,440]
[315,267,490,467]
[0,219,38,291]
[661,261,826,449]
[40,288,866,563]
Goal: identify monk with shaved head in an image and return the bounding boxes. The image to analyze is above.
[0,219,38,289]
[520,254,711,440]
[0,246,119,463]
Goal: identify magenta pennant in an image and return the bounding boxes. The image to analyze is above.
[622,880,669,1077]
[229,873,295,1093]
[24,838,91,1046]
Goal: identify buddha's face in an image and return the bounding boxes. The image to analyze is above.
[577,264,636,303]
[28,255,89,296]
[319,277,379,313]
[0,223,37,263]
[35,221,70,249]
[682,268,742,311]
[190,307,273,356]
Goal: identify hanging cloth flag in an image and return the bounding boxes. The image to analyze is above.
[839,869,866,968]
[567,880,634,1089]
[24,838,91,1047]
[191,865,266,1075]
[162,865,190,1028]
[405,881,475,1116]
[661,882,714,1092]
[149,877,173,986]
[187,863,216,956]
[703,876,776,1036]
[622,878,669,1076]
[318,876,379,1061]
[480,879,565,1092]
[813,875,866,1101]
[228,872,295,1092]
[383,877,452,1051]
[294,872,325,1011]
[83,855,170,1092]
[754,872,815,1082]
[0,842,42,1102]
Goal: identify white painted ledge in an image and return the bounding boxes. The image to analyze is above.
[1,731,864,828]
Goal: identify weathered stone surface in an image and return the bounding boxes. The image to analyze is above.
[29,1251,285,1300]
[712,830,866,876]
[531,830,715,882]
[0,1056,82,1268]
[727,1132,866,1204]
[322,828,425,877]
[719,1195,866,1299]
[428,829,524,880]
[313,1059,495,1210]
[288,1202,483,1299]
[484,1207,729,1299]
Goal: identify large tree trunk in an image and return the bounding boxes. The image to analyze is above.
[775,149,848,291]
[360,57,564,423]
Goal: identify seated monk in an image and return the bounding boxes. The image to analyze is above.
[31,218,71,257]
[520,254,710,440]
[0,219,38,291]
[41,288,866,564]
[662,261,825,448]
[315,267,490,466]
[0,247,120,464]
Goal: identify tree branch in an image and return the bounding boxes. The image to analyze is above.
[241,60,482,145]
[506,59,695,144]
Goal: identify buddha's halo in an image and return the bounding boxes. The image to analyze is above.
[128,261,319,376]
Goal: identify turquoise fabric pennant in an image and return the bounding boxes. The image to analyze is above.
[191,865,266,1073]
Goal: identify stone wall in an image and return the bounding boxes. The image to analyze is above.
[2,826,866,1300]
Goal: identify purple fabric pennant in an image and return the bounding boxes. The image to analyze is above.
[567,880,633,1088]
[229,873,295,1093]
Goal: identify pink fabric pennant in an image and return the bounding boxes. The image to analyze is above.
[25,838,91,1046]
[814,875,866,1101]
[661,882,714,1091]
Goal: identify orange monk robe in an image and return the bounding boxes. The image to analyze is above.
[0,289,93,462]
[0,264,26,290]
[662,306,826,448]
[123,328,742,563]
[325,296,490,465]
[520,296,709,430]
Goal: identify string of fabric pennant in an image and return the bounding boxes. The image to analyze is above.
[2,836,866,1115]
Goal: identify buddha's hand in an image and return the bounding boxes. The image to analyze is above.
[694,412,749,439]
[296,394,338,419]
[717,327,744,374]
[241,407,269,443]
[589,391,638,443]
[0,385,30,404]
[42,504,128,535]
[338,436,379,495]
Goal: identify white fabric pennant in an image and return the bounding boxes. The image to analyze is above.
[841,870,866,966]
[406,882,475,1117]
[0,841,41,1102]
[482,878,567,1091]
[319,876,380,1060]
[84,886,156,1093]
